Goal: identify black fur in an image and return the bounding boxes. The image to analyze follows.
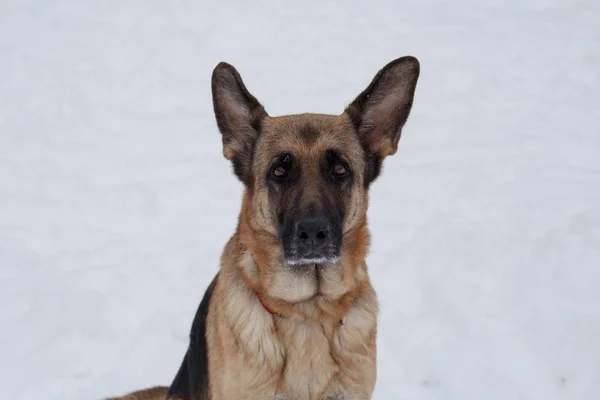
[167,273,219,400]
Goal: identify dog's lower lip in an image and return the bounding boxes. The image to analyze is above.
[286,255,339,266]
[288,257,320,265]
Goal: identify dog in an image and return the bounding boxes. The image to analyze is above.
[107,55,420,400]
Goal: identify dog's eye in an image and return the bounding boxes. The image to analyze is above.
[272,165,288,178]
[332,163,347,177]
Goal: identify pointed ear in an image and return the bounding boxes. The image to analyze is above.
[212,62,267,182]
[345,56,420,182]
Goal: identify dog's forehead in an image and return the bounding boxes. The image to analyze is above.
[258,113,361,157]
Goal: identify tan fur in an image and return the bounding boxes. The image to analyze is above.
[206,237,377,400]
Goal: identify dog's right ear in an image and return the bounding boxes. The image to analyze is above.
[212,62,267,182]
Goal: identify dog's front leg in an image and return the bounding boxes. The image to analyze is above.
[323,391,372,400]
[322,381,374,400]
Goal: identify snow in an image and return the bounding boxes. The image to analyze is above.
[1,0,599,399]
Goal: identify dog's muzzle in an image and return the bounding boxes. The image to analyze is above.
[283,215,341,265]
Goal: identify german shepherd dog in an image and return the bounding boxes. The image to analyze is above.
[108,56,420,400]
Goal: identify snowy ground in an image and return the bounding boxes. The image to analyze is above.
[1,1,599,399]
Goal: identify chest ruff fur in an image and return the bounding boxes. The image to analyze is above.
[167,236,379,400]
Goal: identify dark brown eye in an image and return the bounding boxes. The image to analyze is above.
[272,166,288,178]
[332,163,347,176]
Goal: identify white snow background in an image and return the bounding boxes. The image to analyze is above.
[1,1,599,399]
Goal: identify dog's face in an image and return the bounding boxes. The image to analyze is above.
[212,57,419,276]
[251,114,365,265]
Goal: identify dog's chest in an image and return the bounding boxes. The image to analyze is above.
[272,318,341,399]
[216,282,377,399]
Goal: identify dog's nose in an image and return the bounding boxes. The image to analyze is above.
[295,216,330,244]
[283,214,340,265]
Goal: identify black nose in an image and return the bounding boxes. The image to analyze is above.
[295,216,330,243]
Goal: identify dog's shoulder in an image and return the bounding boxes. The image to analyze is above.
[167,273,219,400]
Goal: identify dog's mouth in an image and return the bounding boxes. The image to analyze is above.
[283,243,341,267]
[285,254,340,267]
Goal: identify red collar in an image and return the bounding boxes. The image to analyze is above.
[256,292,345,325]
[255,292,278,316]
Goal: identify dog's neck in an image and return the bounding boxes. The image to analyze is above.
[230,209,373,323]
[255,290,278,315]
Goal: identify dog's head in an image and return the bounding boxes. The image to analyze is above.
[212,57,419,301]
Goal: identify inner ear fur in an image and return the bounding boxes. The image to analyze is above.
[212,62,267,182]
[345,56,420,183]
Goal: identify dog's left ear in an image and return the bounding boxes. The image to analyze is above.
[212,62,267,182]
[345,56,420,182]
